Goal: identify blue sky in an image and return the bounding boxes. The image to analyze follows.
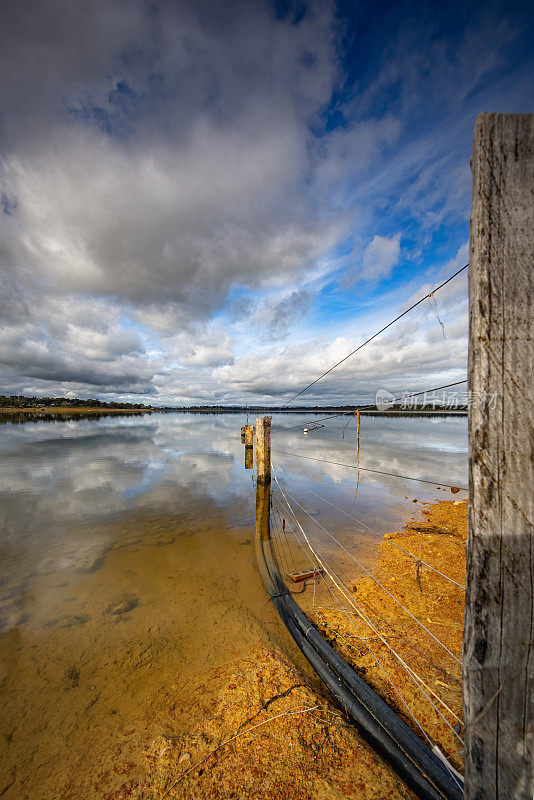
[0,0,532,405]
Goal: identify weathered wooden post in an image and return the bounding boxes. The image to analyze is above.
[255,416,271,541]
[240,425,246,443]
[244,425,253,447]
[244,424,253,469]
[464,113,534,799]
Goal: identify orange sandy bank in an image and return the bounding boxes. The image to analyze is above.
[315,499,467,773]
[133,645,415,800]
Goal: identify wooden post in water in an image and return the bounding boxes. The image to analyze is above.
[244,424,253,469]
[464,113,534,799]
[255,416,271,541]
[244,424,253,447]
[240,425,246,443]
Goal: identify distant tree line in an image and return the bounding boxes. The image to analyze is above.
[156,403,467,413]
[0,395,152,409]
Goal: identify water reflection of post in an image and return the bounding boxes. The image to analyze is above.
[244,424,253,469]
[255,416,271,541]
[355,409,361,497]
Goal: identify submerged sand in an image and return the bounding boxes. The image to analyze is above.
[0,513,277,799]
[1,507,415,800]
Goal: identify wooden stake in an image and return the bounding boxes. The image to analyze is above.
[243,424,254,469]
[255,416,271,484]
[288,569,324,583]
[255,416,271,541]
[464,113,534,799]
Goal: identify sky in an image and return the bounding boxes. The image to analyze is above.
[0,0,532,407]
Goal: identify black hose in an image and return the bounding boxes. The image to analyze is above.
[255,535,463,800]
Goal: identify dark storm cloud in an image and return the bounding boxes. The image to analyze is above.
[0,291,156,394]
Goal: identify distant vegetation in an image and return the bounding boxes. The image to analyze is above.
[0,397,467,414]
[156,404,362,412]
[0,395,152,410]
[157,403,467,413]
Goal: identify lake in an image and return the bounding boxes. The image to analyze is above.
[0,411,467,799]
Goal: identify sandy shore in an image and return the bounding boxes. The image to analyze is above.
[136,643,415,800]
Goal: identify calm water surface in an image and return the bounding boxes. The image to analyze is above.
[0,411,467,798]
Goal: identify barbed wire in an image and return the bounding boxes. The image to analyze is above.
[277,479,461,664]
[272,473,465,758]
[272,449,468,491]
[280,264,468,406]
[278,471,466,589]
[279,379,468,432]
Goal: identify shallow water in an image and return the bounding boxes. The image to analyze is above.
[0,411,467,798]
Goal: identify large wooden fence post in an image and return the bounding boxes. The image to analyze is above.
[255,416,271,541]
[464,113,534,799]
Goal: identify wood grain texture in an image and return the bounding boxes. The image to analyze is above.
[464,113,534,799]
[255,417,271,482]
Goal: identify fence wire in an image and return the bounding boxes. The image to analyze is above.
[269,467,465,779]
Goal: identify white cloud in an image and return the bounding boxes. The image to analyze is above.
[166,326,235,368]
[213,291,468,404]
[359,233,402,282]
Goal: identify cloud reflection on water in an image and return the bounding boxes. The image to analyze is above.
[0,412,467,594]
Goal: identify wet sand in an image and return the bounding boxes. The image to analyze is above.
[139,644,414,800]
